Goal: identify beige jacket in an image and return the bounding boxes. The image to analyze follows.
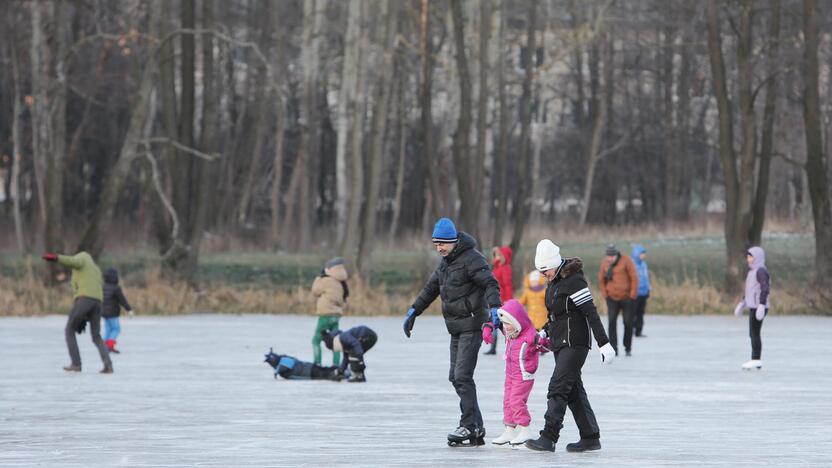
[311,264,348,315]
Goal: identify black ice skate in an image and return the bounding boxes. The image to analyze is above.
[566,438,601,452]
[447,426,484,447]
[347,371,366,382]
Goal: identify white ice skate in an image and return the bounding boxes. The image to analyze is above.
[741,359,762,370]
[509,425,531,446]
[491,426,517,445]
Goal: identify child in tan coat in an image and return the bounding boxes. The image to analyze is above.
[311,257,349,366]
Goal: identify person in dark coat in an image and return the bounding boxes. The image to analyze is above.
[402,218,502,446]
[321,325,378,382]
[264,349,343,381]
[525,240,616,453]
[101,268,134,354]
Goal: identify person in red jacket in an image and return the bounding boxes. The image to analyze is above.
[485,246,514,355]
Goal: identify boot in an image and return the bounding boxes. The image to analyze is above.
[509,425,531,445]
[742,359,762,370]
[63,364,82,372]
[525,431,556,452]
[108,339,120,354]
[491,425,517,445]
[566,438,601,452]
[100,366,114,374]
[347,371,366,382]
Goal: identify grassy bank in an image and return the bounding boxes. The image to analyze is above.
[0,232,820,316]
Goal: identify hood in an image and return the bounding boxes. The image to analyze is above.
[446,232,477,263]
[559,258,584,279]
[492,246,513,267]
[525,270,546,292]
[103,267,119,284]
[324,264,348,282]
[748,246,766,270]
[498,299,532,338]
[631,245,646,264]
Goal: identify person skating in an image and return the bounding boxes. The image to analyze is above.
[631,245,651,338]
[43,251,113,374]
[101,268,134,354]
[518,270,548,331]
[321,325,377,382]
[598,244,638,356]
[264,348,343,381]
[733,246,771,370]
[402,218,502,447]
[485,246,514,355]
[482,299,550,446]
[525,240,616,453]
[310,257,349,366]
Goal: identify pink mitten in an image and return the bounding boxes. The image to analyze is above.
[482,324,494,345]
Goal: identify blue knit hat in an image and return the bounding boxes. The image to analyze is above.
[432,218,458,243]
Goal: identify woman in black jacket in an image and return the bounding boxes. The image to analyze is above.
[525,240,616,453]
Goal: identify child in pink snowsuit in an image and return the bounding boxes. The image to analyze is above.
[483,299,549,446]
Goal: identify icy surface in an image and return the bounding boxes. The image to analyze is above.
[1,314,830,467]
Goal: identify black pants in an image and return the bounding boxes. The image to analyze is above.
[634,295,648,336]
[347,330,377,373]
[65,297,112,368]
[449,331,483,431]
[310,365,340,380]
[606,298,634,353]
[749,308,766,360]
[542,347,599,442]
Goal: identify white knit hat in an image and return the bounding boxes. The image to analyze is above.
[535,239,562,272]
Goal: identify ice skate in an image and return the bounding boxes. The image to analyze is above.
[100,366,114,374]
[63,364,81,372]
[491,425,516,445]
[742,359,762,370]
[566,438,601,452]
[347,371,366,382]
[447,426,484,447]
[509,425,531,446]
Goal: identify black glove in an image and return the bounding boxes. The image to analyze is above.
[403,308,416,338]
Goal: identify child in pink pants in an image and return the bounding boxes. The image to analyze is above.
[483,299,550,446]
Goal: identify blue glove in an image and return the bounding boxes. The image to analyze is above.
[490,308,501,328]
[403,308,417,338]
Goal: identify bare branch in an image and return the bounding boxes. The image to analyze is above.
[142,137,221,161]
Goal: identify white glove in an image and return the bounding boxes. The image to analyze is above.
[599,343,616,364]
[733,302,744,317]
[755,305,765,321]
[128,309,135,317]
[538,329,547,339]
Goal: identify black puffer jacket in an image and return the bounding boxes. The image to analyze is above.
[411,232,502,334]
[544,258,609,351]
[102,268,132,319]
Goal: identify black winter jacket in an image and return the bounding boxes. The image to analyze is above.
[411,232,502,334]
[544,258,610,351]
[102,268,132,319]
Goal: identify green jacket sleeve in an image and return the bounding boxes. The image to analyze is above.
[58,253,86,270]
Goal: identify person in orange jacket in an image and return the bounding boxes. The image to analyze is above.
[518,270,547,331]
[485,246,514,355]
[597,244,638,356]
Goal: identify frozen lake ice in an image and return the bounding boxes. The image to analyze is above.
[1,314,830,467]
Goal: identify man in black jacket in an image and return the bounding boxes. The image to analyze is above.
[525,239,616,454]
[402,218,502,446]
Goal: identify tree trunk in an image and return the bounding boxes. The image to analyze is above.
[29,1,48,228]
[508,0,537,253]
[357,0,397,279]
[335,0,363,249]
[450,0,478,238]
[802,0,832,289]
[78,3,161,258]
[420,0,442,220]
[10,45,26,254]
[491,0,508,246]
[749,0,781,246]
[388,78,407,244]
[475,0,490,223]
